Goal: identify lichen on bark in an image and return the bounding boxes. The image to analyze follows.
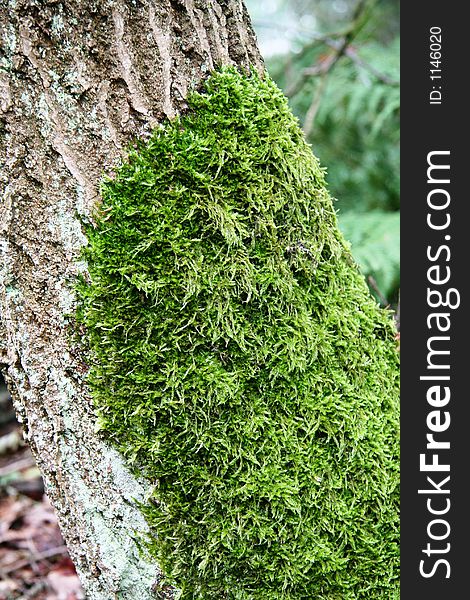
[77,67,400,599]
[0,1,262,598]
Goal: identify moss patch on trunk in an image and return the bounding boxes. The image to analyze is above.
[76,67,399,599]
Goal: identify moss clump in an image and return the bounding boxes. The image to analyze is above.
[77,68,399,599]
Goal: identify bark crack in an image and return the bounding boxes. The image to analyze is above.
[112,8,155,123]
[19,25,98,211]
[149,4,176,119]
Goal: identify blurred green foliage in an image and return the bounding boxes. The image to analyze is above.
[248,0,400,305]
[340,210,399,302]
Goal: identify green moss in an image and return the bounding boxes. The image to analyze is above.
[76,67,399,599]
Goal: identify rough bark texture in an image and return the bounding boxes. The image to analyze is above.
[0,1,262,597]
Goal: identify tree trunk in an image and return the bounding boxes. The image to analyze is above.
[0,1,262,597]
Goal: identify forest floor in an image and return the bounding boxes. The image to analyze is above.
[0,390,84,600]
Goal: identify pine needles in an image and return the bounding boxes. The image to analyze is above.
[76,67,399,599]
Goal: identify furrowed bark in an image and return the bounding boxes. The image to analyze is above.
[0,1,262,597]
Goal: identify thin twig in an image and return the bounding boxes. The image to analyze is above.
[2,545,69,575]
[286,34,353,97]
[18,581,47,599]
[0,456,35,477]
[345,46,399,86]
[286,0,384,98]
[303,73,328,137]
[286,37,399,96]
[292,0,375,135]
[367,276,389,307]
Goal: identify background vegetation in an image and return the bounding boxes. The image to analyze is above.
[246,0,400,308]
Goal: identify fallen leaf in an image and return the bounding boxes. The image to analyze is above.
[47,569,84,600]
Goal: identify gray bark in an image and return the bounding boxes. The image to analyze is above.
[0,1,262,597]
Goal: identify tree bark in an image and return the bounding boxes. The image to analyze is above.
[0,1,262,597]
